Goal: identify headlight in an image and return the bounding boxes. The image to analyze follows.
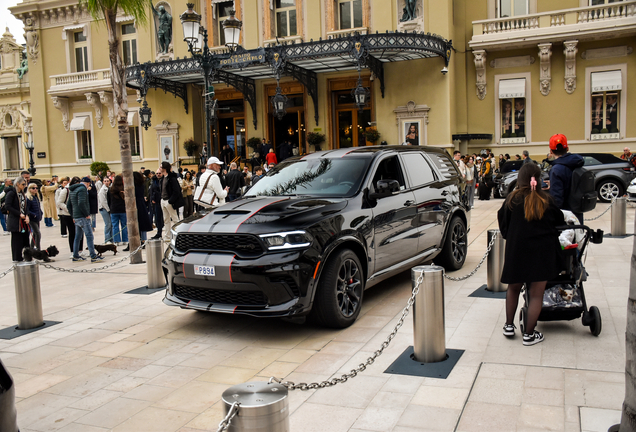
[630,178,636,186]
[259,231,312,251]
[170,230,177,248]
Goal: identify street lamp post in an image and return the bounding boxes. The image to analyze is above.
[180,3,242,159]
[23,138,35,176]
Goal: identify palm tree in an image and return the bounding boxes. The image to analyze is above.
[83,0,149,263]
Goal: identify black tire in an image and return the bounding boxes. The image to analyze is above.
[589,306,602,336]
[519,306,527,335]
[493,187,502,199]
[311,249,364,328]
[435,216,467,271]
[597,179,623,203]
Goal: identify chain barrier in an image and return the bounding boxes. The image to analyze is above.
[0,265,15,280]
[443,231,497,282]
[40,242,146,273]
[269,272,425,391]
[217,402,240,432]
[584,197,616,221]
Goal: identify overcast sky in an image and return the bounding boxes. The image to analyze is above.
[1,0,26,45]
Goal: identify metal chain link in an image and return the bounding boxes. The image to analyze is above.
[269,272,425,391]
[443,231,497,282]
[584,197,615,221]
[217,402,240,432]
[0,265,15,280]
[40,243,146,273]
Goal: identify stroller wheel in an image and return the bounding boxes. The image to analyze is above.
[519,306,527,335]
[589,306,602,336]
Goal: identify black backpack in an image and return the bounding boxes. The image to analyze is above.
[568,166,597,213]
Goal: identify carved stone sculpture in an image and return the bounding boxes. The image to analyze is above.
[563,40,578,94]
[538,43,552,96]
[152,3,172,54]
[16,58,28,79]
[473,50,487,100]
[51,96,69,131]
[98,91,116,128]
[86,93,104,128]
[24,17,39,63]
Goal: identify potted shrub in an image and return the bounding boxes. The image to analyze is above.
[364,127,381,145]
[247,137,262,154]
[90,161,110,176]
[307,132,326,151]
[183,138,200,157]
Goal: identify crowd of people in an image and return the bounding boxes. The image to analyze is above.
[0,150,281,263]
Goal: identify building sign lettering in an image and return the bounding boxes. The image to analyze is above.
[219,49,266,68]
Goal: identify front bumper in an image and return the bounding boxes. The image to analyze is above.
[627,184,636,201]
[162,246,317,317]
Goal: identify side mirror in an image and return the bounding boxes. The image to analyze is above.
[369,179,399,199]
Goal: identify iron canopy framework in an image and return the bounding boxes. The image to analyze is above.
[126,31,453,130]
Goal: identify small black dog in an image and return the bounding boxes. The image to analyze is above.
[91,244,118,257]
[23,245,60,262]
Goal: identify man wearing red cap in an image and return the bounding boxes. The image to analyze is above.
[548,133,584,222]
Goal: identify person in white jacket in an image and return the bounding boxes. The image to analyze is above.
[97,177,113,243]
[194,157,229,206]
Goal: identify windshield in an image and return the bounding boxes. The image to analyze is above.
[246,157,370,197]
[500,160,524,174]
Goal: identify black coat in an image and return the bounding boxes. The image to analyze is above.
[150,177,163,204]
[498,195,565,284]
[135,183,153,232]
[225,169,245,195]
[88,183,98,215]
[107,189,127,214]
[5,187,25,232]
[165,171,185,209]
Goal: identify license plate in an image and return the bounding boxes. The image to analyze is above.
[194,265,215,276]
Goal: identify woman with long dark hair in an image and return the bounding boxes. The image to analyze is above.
[6,177,29,262]
[181,170,194,218]
[107,175,128,245]
[498,163,565,346]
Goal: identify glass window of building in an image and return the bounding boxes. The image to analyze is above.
[590,70,622,137]
[498,78,526,140]
[338,0,363,30]
[334,90,372,148]
[276,0,297,37]
[73,32,89,72]
[217,1,234,46]
[498,0,528,17]
[590,0,623,5]
[77,130,92,159]
[121,23,137,66]
[129,126,141,156]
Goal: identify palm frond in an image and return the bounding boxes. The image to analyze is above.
[80,0,150,27]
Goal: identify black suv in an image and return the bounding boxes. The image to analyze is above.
[163,146,470,328]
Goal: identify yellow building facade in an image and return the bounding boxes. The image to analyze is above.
[6,0,636,178]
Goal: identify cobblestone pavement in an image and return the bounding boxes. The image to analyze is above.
[0,198,630,432]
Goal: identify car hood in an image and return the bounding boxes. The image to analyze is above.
[178,196,348,234]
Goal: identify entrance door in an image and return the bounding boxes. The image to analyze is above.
[334,89,372,148]
[2,136,21,170]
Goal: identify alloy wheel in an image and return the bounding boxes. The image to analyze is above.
[336,259,362,318]
[451,222,467,263]
[599,182,620,201]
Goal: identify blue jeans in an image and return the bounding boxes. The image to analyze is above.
[140,231,147,241]
[44,217,53,227]
[74,217,96,259]
[110,213,128,243]
[0,212,6,231]
[99,209,112,243]
[91,213,96,229]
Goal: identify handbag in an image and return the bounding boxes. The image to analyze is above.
[196,172,217,205]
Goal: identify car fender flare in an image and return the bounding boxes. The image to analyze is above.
[441,208,468,248]
[308,235,368,307]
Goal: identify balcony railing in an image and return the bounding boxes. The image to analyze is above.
[48,69,112,95]
[471,1,636,47]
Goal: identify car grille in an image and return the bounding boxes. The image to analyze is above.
[174,285,268,306]
[175,234,264,257]
[270,276,301,297]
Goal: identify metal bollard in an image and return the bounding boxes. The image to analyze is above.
[486,229,507,292]
[13,261,43,330]
[146,239,166,289]
[222,381,289,431]
[611,197,626,236]
[412,265,446,363]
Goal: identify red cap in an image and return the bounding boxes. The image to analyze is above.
[549,133,568,151]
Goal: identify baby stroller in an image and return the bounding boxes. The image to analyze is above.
[519,224,604,337]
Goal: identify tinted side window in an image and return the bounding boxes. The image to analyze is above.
[372,156,406,190]
[402,153,436,188]
[428,152,460,180]
[583,156,601,166]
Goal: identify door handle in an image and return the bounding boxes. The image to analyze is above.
[404,200,415,206]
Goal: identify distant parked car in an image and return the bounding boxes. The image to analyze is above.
[577,153,635,202]
[493,160,547,199]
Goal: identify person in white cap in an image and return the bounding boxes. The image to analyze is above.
[194,157,229,206]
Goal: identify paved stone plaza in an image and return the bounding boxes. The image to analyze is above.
[0,198,630,432]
